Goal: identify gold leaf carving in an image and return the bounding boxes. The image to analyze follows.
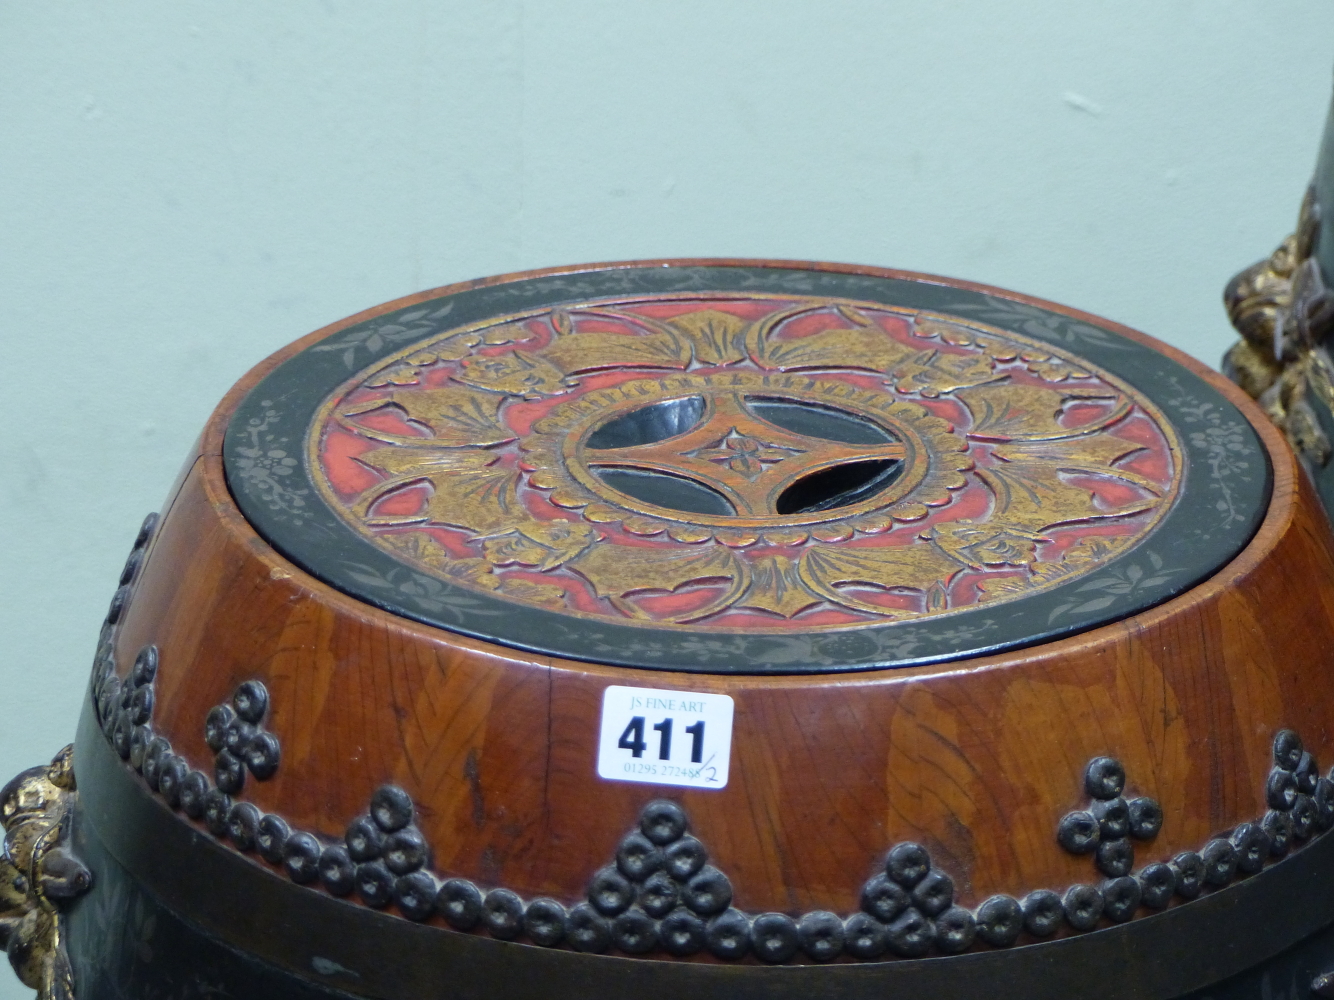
[541,329,690,374]
[890,349,1002,397]
[738,555,822,617]
[569,545,746,622]
[497,577,567,606]
[408,467,524,534]
[746,306,915,372]
[956,384,1130,441]
[480,520,598,571]
[975,462,1155,535]
[340,387,513,447]
[798,543,962,614]
[455,350,573,398]
[929,523,1044,569]
[664,309,750,365]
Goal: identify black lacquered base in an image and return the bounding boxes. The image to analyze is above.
[65,699,1334,1000]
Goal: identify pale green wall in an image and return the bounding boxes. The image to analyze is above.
[0,4,1332,991]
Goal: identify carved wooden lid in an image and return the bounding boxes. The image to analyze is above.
[226,262,1267,671]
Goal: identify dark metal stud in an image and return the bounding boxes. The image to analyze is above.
[345,815,384,862]
[1022,889,1064,937]
[663,835,707,881]
[394,871,437,921]
[1229,822,1270,874]
[244,732,281,780]
[658,907,705,957]
[637,870,680,918]
[119,681,134,710]
[1127,797,1163,840]
[202,789,231,837]
[128,686,154,727]
[437,878,483,930]
[131,645,158,686]
[1293,794,1317,839]
[223,719,256,756]
[885,842,931,887]
[106,586,130,626]
[134,512,160,549]
[96,677,121,730]
[934,906,976,953]
[588,866,634,917]
[142,736,171,791]
[383,827,428,875]
[975,894,1023,947]
[1062,883,1104,931]
[226,802,260,851]
[214,748,245,795]
[1095,838,1135,878]
[158,755,188,807]
[370,785,414,832]
[861,873,910,922]
[640,800,688,845]
[682,865,732,915]
[797,910,844,961]
[1262,809,1293,857]
[112,712,133,760]
[204,705,235,752]
[524,898,568,947]
[566,902,611,953]
[284,832,321,884]
[1273,729,1303,771]
[1138,862,1176,909]
[319,846,355,896]
[1091,797,1129,840]
[1267,768,1298,811]
[911,869,954,917]
[1200,838,1237,886]
[1084,757,1126,799]
[751,912,800,963]
[484,888,526,940]
[1171,851,1205,899]
[1100,876,1141,923]
[705,908,751,960]
[120,548,143,586]
[843,912,888,959]
[1314,778,1334,831]
[884,907,933,957]
[610,906,658,954]
[129,725,153,771]
[1296,751,1320,794]
[232,680,269,724]
[256,814,291,865]
[1057,811,1101,854]
[355,860,395,907]
[615,831,663,882]
[180,770,209,819]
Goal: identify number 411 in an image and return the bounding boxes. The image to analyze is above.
[618,717,705,762]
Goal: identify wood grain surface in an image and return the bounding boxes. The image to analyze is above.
[103,260,1334,939]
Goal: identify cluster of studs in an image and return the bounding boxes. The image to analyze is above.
[1054,742,1334,928]
[1055,756,1170,924]
[204,684,281,795]
[91,513,160,759]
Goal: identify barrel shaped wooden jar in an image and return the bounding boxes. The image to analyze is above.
[12,260,1334,1000]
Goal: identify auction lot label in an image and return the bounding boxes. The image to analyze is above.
[597,686,734,790]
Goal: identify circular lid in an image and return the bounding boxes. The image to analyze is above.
[224,262,1269,673]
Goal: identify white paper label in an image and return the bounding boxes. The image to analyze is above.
[596,685,734,790]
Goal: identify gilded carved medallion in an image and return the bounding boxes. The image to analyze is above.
[308,294,1180,631]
